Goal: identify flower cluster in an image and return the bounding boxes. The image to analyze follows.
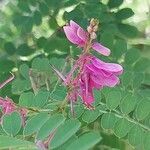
[0,75,27,126]
[54,19,123,109]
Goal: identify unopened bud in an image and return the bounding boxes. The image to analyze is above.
[90,32,97,39]
[93,25,98,32]
[87,26,92,33]
[90,18,99,27]
[90,18,94,23]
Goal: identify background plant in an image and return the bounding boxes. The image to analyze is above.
[0,0,150,150]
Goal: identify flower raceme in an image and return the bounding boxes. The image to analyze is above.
[53,19,123,109]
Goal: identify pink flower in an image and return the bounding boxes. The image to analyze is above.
[86,57,123,88]
[0,97,28,126]
[52,19,124,109]
[78,56,123,107]
[63,20,110,56]
[0,75,28,125]
[0,97,16,114]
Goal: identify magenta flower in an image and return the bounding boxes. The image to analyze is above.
[63,20,110,56]
[86,57,123,88]
[0,97,28,126]
[0,75,28,126]
[0,97,16,114]
[78,56,123,107]
[50,19,123,109]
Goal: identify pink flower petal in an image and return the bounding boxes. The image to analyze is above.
[86,64,112,77]
[90,73,105,86]
[92,58,123,75]
[79,78,94,105]
[92,42,111,56]
[77,27,88,42]
[63,26,82,45]
[70,20,80,31]
[90,72,119,87]
[90,77,103,89]
[104,75,120,87]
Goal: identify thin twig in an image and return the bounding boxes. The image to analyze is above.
[0,73,14,89]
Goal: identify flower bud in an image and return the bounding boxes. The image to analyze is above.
[87,26,93,33]
[90,32,97,39]
[93,25,98,32]
[90,18,99,27]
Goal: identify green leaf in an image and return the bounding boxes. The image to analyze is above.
[4,42,16,55]
[48,18,59,30]
[17,1,31,13]
[125,48,140,65]
[33,11,42,26]
[114,118,133,138]
[13,16,33,33]
[132,72,144,89]
[34,90,49,108]
[135,99,150,120]
[19,90,49,108]
[50,85,67,101]
[11,79,31,95]
[19,64,30,80]
[0,59,15,73]
[66,132,102,150]
[0,126,6,135]
[0,135,36,149]
[63,6,83,22]
[139,89,150,98]
[93,90,102,106]
[45,0,62,8]
[120,93,137,114]
[118,23,138,38]
[128,125,144,147]
[101,113,119,130]
[44,37,69,54]
[39,2,49,16]
[55,136,78,150]
[108,0,123,8]
[82,108,101,123]
[2,112,22,136]
[37,114,65,140]
[23,113,49,136]
[143,73,150,85]
[29,0,37,6]
[100,32,114,50]
[112,39,127,59]
[37,37,47,49]
[50,119,81,149]
[99,12,115,23]
[116,8,134,20]
[32,58,50,72]
[49,57,66,69]
[106,90,121,110]
[19,92,34,107]
[17,43,35,56]
[121,71,133,88]
[133,58,150,72]
[144,133,150,150]
[68,105,84,119]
